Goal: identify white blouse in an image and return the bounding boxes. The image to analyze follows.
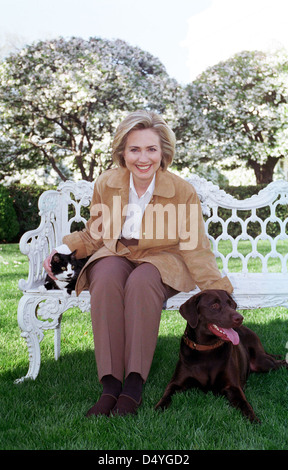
[121,172,155,240]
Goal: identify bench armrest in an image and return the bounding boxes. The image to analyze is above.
[18,190,62,291]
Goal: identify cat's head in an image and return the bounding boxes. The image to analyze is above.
[50,251,77,281]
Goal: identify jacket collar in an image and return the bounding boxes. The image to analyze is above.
[106,167,175,198]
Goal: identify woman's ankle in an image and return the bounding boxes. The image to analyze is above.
[101,374,122,398]
[121,372,143,402]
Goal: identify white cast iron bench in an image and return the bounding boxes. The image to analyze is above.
[16,175,288,383]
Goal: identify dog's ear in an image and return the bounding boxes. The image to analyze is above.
[225,291,237,310]
[179,292,202,328]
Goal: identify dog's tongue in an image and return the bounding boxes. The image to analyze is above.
[208,324,240,345]
[221,327,239,345]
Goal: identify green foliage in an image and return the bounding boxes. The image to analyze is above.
[8,184,54,240]
[8,182,285,242]
[226,185,288,237]
[0,185,19,242]
[205,184,288,239]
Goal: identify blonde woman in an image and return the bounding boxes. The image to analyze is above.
[44,110,233,417]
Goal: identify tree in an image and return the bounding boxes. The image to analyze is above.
[176,50,288,184]
[0,37,180,182]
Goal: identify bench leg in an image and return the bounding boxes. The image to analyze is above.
[54,318,62,361]
[15,294,63,383]
[15,295,43,383]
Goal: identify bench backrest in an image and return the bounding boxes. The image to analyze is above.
[38,175,288,275]
[187,175,288,275]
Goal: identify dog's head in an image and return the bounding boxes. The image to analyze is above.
[179,289,243,345]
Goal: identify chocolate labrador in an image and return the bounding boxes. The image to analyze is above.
[155,289,288,423]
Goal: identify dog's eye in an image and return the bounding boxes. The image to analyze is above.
[211,303,220,310]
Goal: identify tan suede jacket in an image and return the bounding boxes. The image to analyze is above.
[63,167,233,296]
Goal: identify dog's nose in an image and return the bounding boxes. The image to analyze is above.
[233,313,243,326]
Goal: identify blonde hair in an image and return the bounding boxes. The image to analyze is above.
[112,110,176,170]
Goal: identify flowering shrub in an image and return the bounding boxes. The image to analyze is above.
[178,50,288,184]
[0,41,287,185]
[0,37,181,182]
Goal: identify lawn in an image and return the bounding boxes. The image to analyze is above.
[1,243,288,451]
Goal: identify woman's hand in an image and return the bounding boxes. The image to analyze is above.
[43,249,58,280]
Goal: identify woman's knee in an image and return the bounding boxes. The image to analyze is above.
[87,256,135,290]
[125,263,164,297]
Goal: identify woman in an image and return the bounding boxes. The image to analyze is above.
[44,110,233,417]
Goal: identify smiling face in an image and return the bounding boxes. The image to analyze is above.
[123,128,162,194]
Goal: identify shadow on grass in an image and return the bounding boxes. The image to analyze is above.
[7,315,288,407]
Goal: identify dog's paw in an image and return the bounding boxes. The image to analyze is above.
[155,398,170,411]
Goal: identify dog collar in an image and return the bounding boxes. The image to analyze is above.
[183,331,225,351]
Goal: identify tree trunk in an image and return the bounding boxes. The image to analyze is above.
[247,156,280,184]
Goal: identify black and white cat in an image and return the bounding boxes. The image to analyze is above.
[41,251,89,296]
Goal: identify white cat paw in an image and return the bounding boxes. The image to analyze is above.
[39,285,47,293]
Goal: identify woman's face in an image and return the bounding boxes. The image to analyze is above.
[123,128,162,189]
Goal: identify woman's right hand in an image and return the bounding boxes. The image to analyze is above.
[43,249,58,280]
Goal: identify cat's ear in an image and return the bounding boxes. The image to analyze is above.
[52,253,61,263]
[71,250,77,259]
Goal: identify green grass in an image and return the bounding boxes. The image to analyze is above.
[1,243,288,450]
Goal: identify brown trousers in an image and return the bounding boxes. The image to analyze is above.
[86,255,178,383]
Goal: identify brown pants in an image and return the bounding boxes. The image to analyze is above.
[87,255,177,383]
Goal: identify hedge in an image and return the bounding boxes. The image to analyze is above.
[0,184,55,243]
[207,184,288,238]
[1,182,286,243]
[0,185,20,242]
